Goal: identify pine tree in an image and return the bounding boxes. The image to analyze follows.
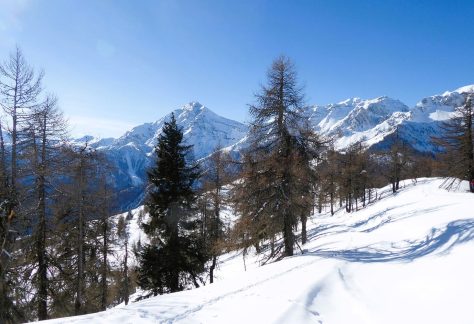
[138,114,207,295]
[233,56,322,257]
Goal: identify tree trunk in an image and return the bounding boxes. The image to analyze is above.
[209,255,217,284]
[283,212,294,256]
[270,235,275,256]
[11,112,17,190]
[37,174,48,320]
[0,276,6,323]
[330,192,334,216]
[362,188,366,207]
[37,114,48,320]
[75,159,85,316]
[301,214,307,245]
[466,107,474,191]
[100,215,108,310]
[124,239,129,305]
[169,225,180,293]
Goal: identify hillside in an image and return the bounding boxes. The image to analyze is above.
[42,178,474,324]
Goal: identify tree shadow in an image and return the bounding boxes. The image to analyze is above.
[305,218,474,263]
[304,223,347,242]
[358,204,453,233]
[304,203,437,242]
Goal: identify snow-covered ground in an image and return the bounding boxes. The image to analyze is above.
[43,178,474,324]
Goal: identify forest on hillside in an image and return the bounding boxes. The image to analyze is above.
[0,49,473,323]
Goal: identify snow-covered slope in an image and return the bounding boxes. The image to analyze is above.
[43,178,474,324]
[411,86,473,123]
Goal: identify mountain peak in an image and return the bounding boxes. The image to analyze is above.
[337,97,362,105]
[453,84,474,94]
[182,101,204,112]
[440,84,474,97]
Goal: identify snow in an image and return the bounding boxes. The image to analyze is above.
[307,96,411,149]
[41,178,474,324]
[443,84,474,96]
[411,86,470,123]
[304,85,474,151]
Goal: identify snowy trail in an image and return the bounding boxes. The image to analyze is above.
[164,258,325,323]
[43,178,474,324]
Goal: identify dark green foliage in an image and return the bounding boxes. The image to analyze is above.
[138,114,207,294]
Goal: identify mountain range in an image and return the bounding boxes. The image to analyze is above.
[75,85,474,211]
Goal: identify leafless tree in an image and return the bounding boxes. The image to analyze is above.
[434,95,474,191]
[0,47,43,190]
[234,56,322,257]
[25,94,68,320]
[200,148,232,283]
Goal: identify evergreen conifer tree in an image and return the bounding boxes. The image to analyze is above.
[138,114,207,295]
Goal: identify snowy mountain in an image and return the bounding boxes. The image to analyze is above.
[306,85,474,151]
[41,178,474,323]
[382,85,474,152]
[307,96,411,149]
[77,102,247,211]
[77,85,474,211]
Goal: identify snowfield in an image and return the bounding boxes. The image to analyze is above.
[43,178,474,324]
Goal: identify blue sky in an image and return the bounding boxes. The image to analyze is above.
[1,0,473,137]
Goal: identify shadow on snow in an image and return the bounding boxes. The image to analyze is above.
[306,218,474,263]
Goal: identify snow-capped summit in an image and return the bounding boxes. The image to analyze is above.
[412,85,474,123]
[110,101,246,157]
[181,101,204,112]
[305,85,474,151]
[307,96,410,149]
[90,102,247,211]
[444,84,474,96]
